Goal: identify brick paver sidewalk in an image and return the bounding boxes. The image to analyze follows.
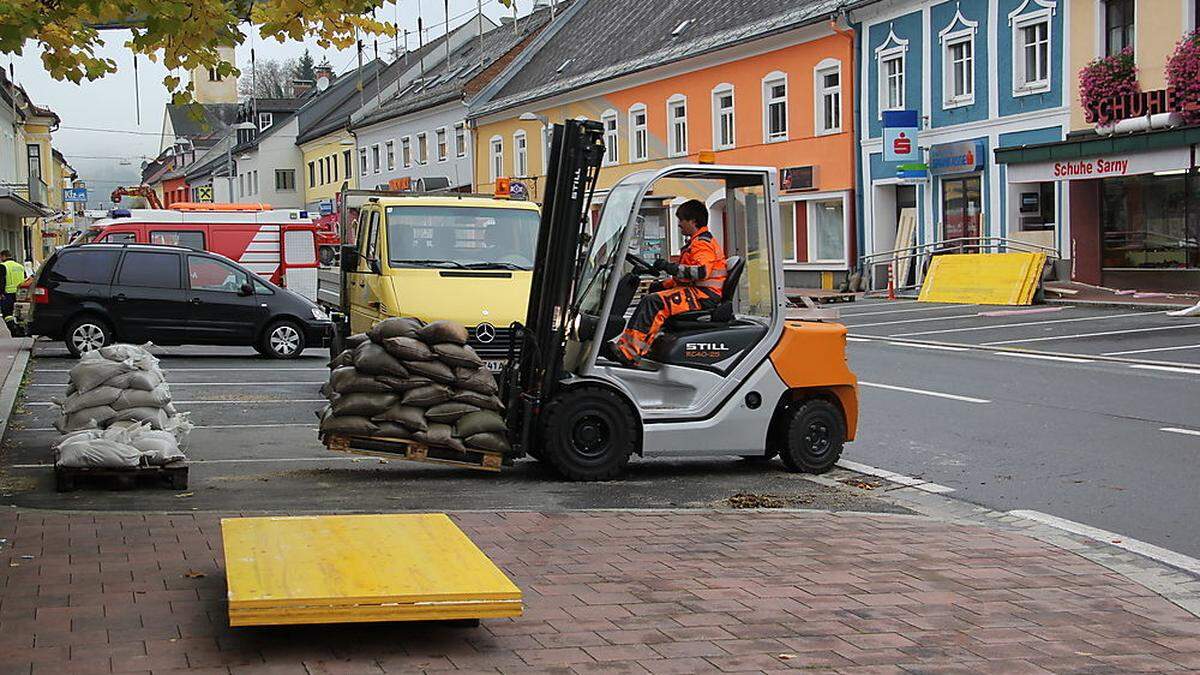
[1,509,1199,674]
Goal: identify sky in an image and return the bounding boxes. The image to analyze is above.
[5,0,529,198]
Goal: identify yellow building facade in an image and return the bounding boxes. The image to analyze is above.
[300,130,358,211]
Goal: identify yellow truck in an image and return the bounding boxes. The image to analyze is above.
[318,190,540,370]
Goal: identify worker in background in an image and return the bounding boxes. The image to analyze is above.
[1,250,28,336]
[605,200,727,366]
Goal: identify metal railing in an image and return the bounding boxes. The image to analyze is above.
[857,236,1060,295]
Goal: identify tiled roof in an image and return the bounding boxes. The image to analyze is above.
[166,103,239,140]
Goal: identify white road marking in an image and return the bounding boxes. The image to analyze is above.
[1009,509,1200,577]
[12,456,348,469]
[837,304,978,318]
[1103,344,1200,356]
[1161,427,1200,437]
[843,312,985,329]
[835,299,921,312]
[30,382,325,388]
[858,381,991,404]
[893,342,968,352]
[846,337,870,342]
[837,459,955,493]
[24,399,325,407]
[1127,364,1200,375]
[984,324,1200,346]
[21,422,318,432]
[892,311,1158,338]
[37,368,329,373]
[993,352,1095,364]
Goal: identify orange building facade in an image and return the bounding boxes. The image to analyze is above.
[471,23,857,287]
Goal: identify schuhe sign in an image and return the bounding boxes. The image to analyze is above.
[1007,147,1191,183]
[1084,87,1182,126]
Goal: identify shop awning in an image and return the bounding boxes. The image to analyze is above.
[995,126,1200,165]
[0,190,51,217]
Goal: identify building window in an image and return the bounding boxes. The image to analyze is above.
[1013,8,1052,94]
[26,144,40,181]
[540,126,551,174]
[384,140,395,172]
[308,161,316,188]
[667,95,687,157]
[1017,182,1056,232]
[808,199,846,262]
[1101,173,1199,269]
[416,132,428,165]
[332,154,339,182]
[207,67,222,82]
[401,136,412,168]
[239,173,245,197]
[454,123,467,158]
[318,158,326,185]
[258,112,273,131]
[371,144,381,173]
[343,150,352,180]
[814,60,841,135]
[944,35,974,106]
[252,170,258,195]
[436,127,448,162]
[881,54,905,113]
[489,136,504,182]
[1105,0,1134,56]
[629,104,648,162]
[763,73,788,142]
[712,85,734,150]
[601,110,619,165]
[359,148,368,177]
[514,130,528,177]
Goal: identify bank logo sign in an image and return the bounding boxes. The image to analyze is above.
[882,110,920,163]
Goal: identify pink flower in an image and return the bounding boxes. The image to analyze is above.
[1079,48,1138,125]
[1167,30,1200,124]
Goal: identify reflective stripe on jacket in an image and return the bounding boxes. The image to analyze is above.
[662,226,727,294]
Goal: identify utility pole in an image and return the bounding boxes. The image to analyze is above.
[477,0,483,66]
[444,0,451,72]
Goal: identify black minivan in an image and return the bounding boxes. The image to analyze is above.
[18,244,330,358]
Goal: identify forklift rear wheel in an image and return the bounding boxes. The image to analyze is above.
[540,387,636,481]
[779,399,844,474]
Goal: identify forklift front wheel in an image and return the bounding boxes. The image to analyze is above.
[779,399,845,474]
[539,386,637,481]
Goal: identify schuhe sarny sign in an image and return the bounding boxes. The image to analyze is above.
[1084,87,1182,126]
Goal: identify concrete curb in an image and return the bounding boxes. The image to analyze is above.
[1045,297,1195,311]
[0,338,33,443]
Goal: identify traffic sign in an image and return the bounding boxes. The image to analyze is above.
[195,185,214,202]
[509,181,529,201]
[62,187,88,203]
[882,110,920,163]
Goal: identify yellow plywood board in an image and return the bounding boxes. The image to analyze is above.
[918,252,1045,306]
[221,514,522,626]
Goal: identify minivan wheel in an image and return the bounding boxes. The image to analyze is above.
[65,316,113,357]
[262,320,305,359]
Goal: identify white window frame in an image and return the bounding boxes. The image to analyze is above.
[601,109,619,165]
[875,27,909,118]
[385,140,395,172]
[1010,1,1056,96]
[454,122,467,158]
[371,143,381,174]
[436,127,448,163]
[416,132,428,165]
[711,84,735,151]
[359,147,368,177]
[667,94,688,158]
[813,59,842,136]
[779,192,852,268]
[489,135,504,182]
[401,136,412,168]
[514,130,528,177]
[939,8,978,108]
[258,112,273,131]
[629,103,648,162]
[275,168,295,192]
[762,72,788,143]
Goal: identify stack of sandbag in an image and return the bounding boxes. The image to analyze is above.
[320,318,510,455]
[51,344,192,469]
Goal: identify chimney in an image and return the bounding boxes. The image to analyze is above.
[314,63,334,82]
[292,79,315,97]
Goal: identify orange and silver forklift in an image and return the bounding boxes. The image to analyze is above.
[503,120,858,481]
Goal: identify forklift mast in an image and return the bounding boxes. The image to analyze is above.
[505,119,605,456]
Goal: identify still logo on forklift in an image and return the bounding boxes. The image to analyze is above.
[685,342,729,351]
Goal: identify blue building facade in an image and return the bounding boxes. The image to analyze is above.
[851,0,1070,286]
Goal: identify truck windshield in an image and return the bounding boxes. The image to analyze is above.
[385,205,539,270]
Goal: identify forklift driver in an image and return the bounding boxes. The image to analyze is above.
[604,199,727,366]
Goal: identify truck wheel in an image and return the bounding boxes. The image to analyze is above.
[261,320,306,359]
[64,315,113,357]
[539,386,636,481]
[779,399,845,474]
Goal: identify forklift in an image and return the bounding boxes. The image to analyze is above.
[503,119,858,481]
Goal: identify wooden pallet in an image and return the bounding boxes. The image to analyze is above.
[787,288,859,304]
[324,434,504,472]
[55,461,188,492]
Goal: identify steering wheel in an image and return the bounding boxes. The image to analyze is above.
[625,252,655,275]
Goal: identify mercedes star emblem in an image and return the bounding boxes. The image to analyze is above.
[475,322,497,344]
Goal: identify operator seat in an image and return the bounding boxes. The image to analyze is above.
[664,255,745,331]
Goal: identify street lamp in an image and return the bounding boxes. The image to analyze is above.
[226,121,257,202]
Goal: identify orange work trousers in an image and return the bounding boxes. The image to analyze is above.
[615,286,719,361]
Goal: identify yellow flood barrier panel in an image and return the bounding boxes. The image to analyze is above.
[918,252,1045,305]
[221,513,523,626]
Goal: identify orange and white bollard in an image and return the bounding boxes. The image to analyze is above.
[887,262,896,300]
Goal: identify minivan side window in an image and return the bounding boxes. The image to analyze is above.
[116,252,182,289]
[187,255,249,292]
[47,249,121,284]
[99,232,136,244]
[151,230,205,250]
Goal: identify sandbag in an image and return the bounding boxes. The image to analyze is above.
[61,385,122,415]
[417,320,468,345]
[455,366,499,395]
[320,415,380,436]
[111,406,169,430]
[130,430,185,466]
[162,413,194,445]
[55,437,144,468]
[432,343,484,369]
[425,401,480,424]
[58,405,118,432]
[69,360,134,394]
[464,432,511,454]
[330,392,398,417]
[401,384,453,407]
[105,370,164,392]
[376,375,433,392]
[382,336,434,361]
[455,410,507,437]
[372,404,429,432]
[328,350,355,369]
[112,384,171,411]
[414,423,468,453]
[372,421,413,440]
[368,317,422,343]
[404,359,456,384]
[98,343,158,366]
[353,342,409,378]
[345,333,370,349]
[329,366,393,394]
[453,390,504,411]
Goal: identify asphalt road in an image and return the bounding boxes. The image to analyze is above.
[0,342,900,514]
[837,299,1200,558]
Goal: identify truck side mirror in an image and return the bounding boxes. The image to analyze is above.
[369,258,382,275]
[340,243,359,262]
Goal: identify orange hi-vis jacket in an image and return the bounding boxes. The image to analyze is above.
[662,226,727,296]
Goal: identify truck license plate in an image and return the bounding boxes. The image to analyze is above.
[484,360,506,373]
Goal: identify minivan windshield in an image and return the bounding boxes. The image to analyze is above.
[385,205,539,270]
